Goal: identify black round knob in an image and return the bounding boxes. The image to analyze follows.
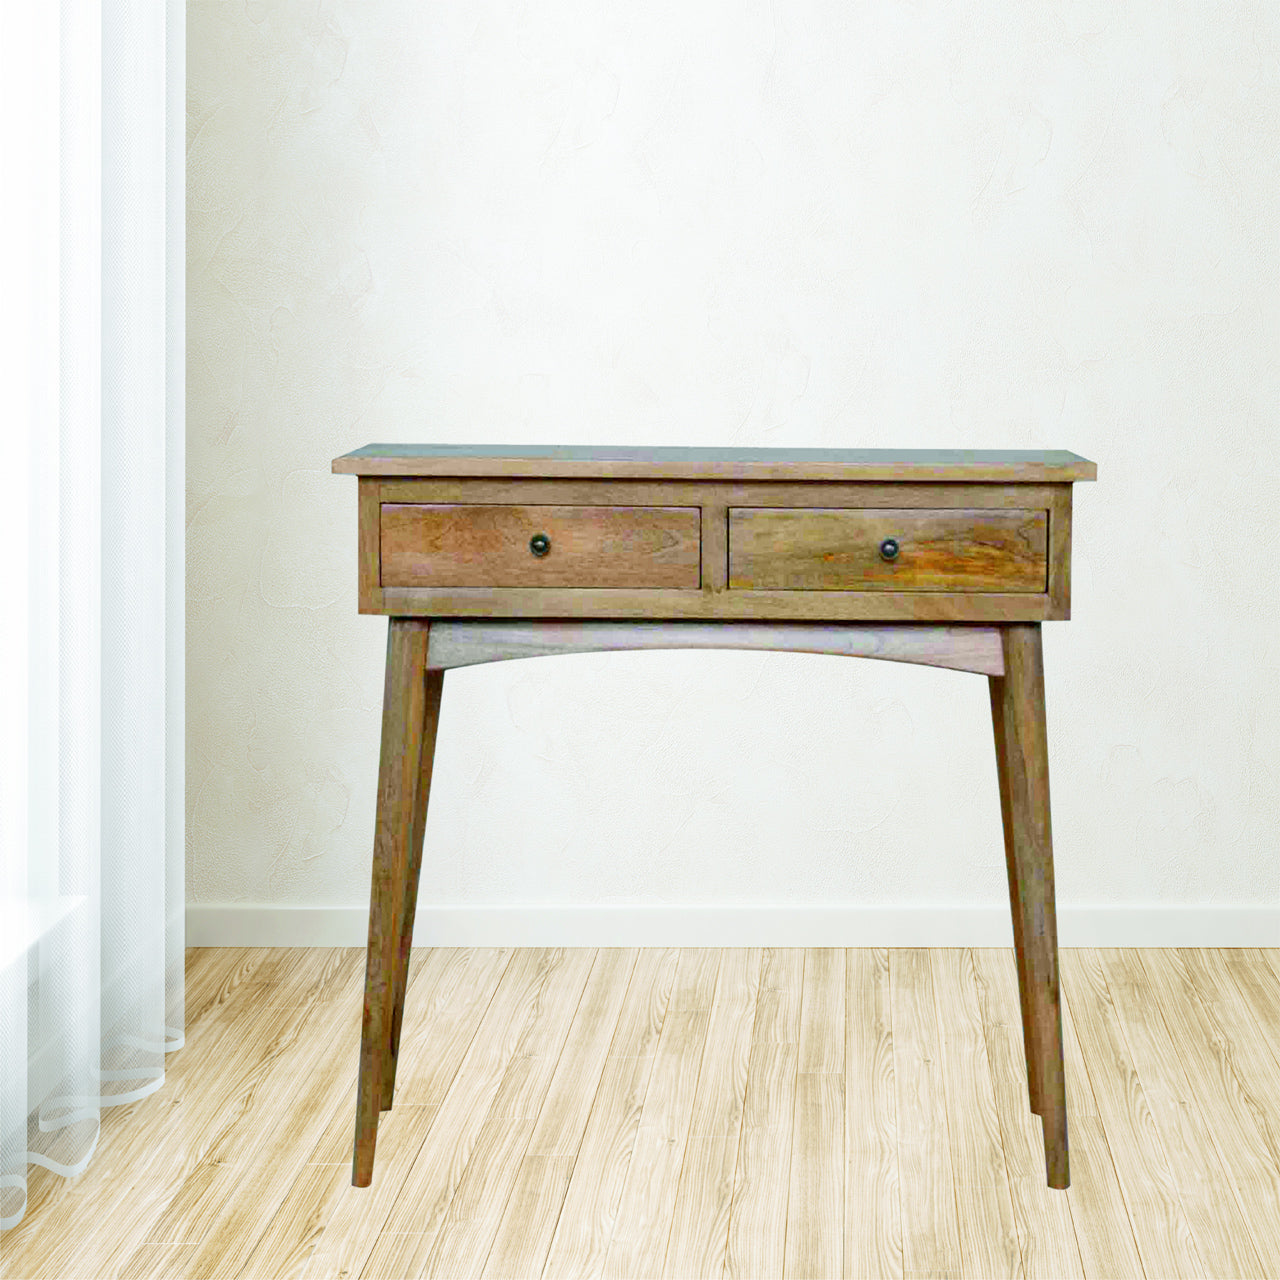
[529,533,551,557]
[879,537,900,562]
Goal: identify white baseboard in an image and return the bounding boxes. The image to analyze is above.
[185,903,1280,948]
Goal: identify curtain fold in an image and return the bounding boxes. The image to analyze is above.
[0,0,184,1232]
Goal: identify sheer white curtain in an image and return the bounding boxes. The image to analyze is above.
[0,0,184,1231]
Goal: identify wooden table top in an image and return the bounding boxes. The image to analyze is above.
[332,444,1097,483]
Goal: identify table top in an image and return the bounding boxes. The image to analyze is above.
[332,444,1097,483]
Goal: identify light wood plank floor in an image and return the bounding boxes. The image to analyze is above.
[4,947,1280,1280]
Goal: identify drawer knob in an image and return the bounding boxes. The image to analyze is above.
[529,532,551,557]
[879,537,900,562]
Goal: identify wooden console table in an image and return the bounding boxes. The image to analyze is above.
[333,444,1097,1192]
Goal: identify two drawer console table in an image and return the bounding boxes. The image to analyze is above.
[333,444,1097,1192]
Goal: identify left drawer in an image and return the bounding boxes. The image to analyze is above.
[380,504,702,588]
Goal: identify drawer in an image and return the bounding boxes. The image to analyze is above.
[380,504,701,589]
[728,507,1048,592]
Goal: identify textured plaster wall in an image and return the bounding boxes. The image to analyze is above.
[187,0,1280,920]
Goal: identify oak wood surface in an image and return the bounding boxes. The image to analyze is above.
[728,507,1048,593]
[352,477,1080,619]
[725,948,803,1279]
[334,443,1097,483]
[1047,487,1073,617]
[377,583,1060,623]
[929,949,1022,1279]
[1132,949,1280,1276]
[891,948,962,1279]
[994,624,1069,1189]
[423,619,1006,676]
[969,948,1084,1279]
[786,949,845,1280]
[353,619,431,1187]
[379,503,701,590]
[1056,993,1147,1280]
[375,476,1068,510]
[1096,948,1270,1279]
[301,948,512,1280]
[844,948,903,1279]
[481,949,639,1280]
[416,949,597,1279]
[382,666,445,1111]
[541,947,680,1279]
[989,674,1039,1117]
[8,946,1280,1280]
[662,948,761,1280]
[1059,950,1203,1278]
[358,479,382,613]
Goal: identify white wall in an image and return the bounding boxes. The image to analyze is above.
[186,0,1280,945]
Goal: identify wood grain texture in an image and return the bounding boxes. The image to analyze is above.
[663,949,761,1280]
[1059,949,1204,1278]
[299,950,513,1279]
[989,674,1040,1117]
[1222,948,1280,1074]
[6,952,362,1280]
[1057,985,1147,1280]
[1096,948,1268,1280]
[787,1073,844,1280]
[376,476,1067,511]
[379,503,701,589]
[844,948,903,1280]
[728,507,1048,593]
[541,947,680,1280]
[181,946,274,1025]
[701,502,729,593]
[418,949,597,1280]
[970,949,1083,1280]
[296,1106,438,1280]
[891,948,961,1280]
[375,949,579,1246]
[787,951,846,1280]
[382,665,445,1111]
[333,443,1098,482]
[349,477,1079,618]
[929,949,1022,1280]
[116,1242,197,1280]
[0,999,303,1276]
[380,947,516,1113]
[378,583,1057,622]
[425,619,1006,676]
[357,478,382,613]
[1133,949,1280,1277]
[995,624,1069,1189]
[602,1008,711,1279]
[1046,486,1073,620]
[12,947,1280,1280]
[725,949,803,1279]
[353,618,430,1187]
[482,949,639,1280]
[175,967,368,1280]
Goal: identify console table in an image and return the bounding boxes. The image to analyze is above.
[333,444,1097,1193]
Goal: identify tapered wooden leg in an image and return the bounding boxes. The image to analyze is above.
[989,673,1043,1117]
[353,618,430,1188]
[381,664,445,1111]
[995,623,1070,1190]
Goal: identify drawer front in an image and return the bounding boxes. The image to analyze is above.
[728,507,1048,592]
[381,504,701,589]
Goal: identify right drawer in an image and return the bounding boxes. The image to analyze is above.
[727,507,1048,592]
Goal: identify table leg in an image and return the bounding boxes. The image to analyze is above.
[382,664,445,1111]
[353,618,431,1187]
[989,674,1043,1117]
[994,623,1070,1190]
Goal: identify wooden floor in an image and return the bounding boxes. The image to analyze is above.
[5,947,1280,1280]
